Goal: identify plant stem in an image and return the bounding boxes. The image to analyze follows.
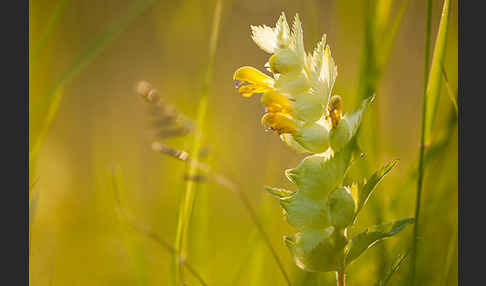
[409,0,432,284]
[337,268,346,286]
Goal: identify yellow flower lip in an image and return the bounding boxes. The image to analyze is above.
[261,112,299,135]
[233,66,275,97]
[261,90,293,114]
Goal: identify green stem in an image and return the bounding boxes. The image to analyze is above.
[409,0,432,284]
[337,267,346,286]
[173,1,223,284]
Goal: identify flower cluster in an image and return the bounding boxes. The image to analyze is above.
[233,13,413,274]
[234,12,341,154]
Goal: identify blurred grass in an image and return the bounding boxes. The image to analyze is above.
[410,0,451,284]
[29,0,458,285]
[29,0,162,178]
[173,0,222,284]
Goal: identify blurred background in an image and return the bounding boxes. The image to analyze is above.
[29,0,457,285]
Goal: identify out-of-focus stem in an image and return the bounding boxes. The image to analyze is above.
[409,0,433,284]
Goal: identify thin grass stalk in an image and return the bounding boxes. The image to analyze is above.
[173,1,223,284]
[410,0,452,283]
[153,143,291,285]
[409,0,432,279]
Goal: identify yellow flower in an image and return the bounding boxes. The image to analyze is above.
[233,67,298,134]
[233,66,274,97]
[234,12,341,151]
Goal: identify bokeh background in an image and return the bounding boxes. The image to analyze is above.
[29,0,457,285]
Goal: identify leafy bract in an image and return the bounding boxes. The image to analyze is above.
[285,226,346,272]
[352,159,399,221]
[344,218,414,265]
[285,145,352,200]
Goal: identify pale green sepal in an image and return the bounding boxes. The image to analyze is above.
[293,122,329,153]
[327,186,355,229]
[344,218,415,266]
[330,95,374,152]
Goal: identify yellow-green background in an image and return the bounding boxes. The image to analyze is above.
[29,0,457,285]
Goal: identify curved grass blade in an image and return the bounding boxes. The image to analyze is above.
[30,0,162,156]
[30,0,71,63]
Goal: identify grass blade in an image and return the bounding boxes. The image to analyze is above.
[424,0,452,144]
[410,0,451,284]
[173,0,223,284]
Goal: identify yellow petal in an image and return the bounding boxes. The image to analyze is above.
[261,112,299,135]
[261,91,293,113]
[233,66,274,87]
[238,84,272,97]
[261,90,291,107]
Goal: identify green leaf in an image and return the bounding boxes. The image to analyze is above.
[353,159,399,220]
[424,0,451,144]
[285,226,346,272]
[285,145,352,200]
[330,95,374,152]
[345,218,414,265]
